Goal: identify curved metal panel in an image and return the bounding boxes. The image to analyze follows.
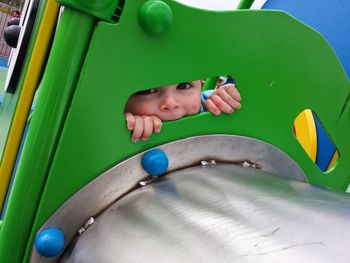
[60,164,350,263]
[30,135,306,262]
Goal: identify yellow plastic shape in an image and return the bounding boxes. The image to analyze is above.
[294,109,317,162]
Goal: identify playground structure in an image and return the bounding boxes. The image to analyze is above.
[0,0,349,262]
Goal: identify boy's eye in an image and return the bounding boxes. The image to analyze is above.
[135,88,158,95]
[176,82,192,90]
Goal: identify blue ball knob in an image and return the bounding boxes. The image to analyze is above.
[35,227,65,257]
[142,148,169,177]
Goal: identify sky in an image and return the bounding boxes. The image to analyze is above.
[175,0,267,10]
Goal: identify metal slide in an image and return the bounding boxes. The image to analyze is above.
[32,136,350,262]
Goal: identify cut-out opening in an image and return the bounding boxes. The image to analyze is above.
[293,109,339,172]
[124,76,236,120]
[124,76,238,142]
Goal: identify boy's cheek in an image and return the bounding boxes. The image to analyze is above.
[190,101,201,114]
[124,97,138,113]
[128,102,152,116]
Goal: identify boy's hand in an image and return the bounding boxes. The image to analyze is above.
[125,112,162,142]
[204,84,241,115]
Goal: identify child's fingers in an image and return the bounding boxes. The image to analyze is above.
[141,116,153,141]
[131,116,144,142]
[204,98,221,115]
[224,84,241,102]
[216,88,241,110]
[151,115,162,133]
[209,94,234,114]
[125,112,136,131]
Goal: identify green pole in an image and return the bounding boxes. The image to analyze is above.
[202,76,219,91]
[237,0,255,10]
[0,8,96,263]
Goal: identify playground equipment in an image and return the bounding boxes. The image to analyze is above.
[0,0,349,262]
[262,0,350,173]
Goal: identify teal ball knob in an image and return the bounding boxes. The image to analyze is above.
[139,0,173,34]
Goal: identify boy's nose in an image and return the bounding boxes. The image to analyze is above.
[160,95,180,111]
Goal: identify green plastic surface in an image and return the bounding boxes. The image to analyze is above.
[1,0,350,262]
[58,0,121,22]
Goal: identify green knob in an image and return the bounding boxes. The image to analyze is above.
[139,0,173,34]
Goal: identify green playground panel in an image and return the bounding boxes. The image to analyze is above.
[27,1,350,259]
[0,0,349,262]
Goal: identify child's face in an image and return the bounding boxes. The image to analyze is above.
[125,80,202,121]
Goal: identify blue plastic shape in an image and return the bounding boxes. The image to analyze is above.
[312,113,337,172]
[35,227,65,257]
[142,148,169,177]
[262,0,350,79]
